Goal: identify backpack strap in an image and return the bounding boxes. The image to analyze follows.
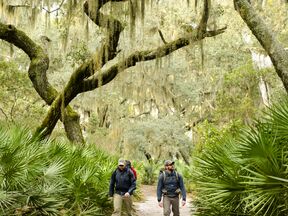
[127,168,134,181]
[162,171,179,183]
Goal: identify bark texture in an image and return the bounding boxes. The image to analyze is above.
[36,0,226,138]
[0,23,84,143]
[234,0,288,93]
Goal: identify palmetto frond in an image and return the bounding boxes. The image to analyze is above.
[193,101,288,215]
[0,126,115,215]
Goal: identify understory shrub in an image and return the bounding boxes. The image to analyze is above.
[192,100,288,216]
[0,126,117,215]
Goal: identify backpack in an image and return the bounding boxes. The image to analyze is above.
[125,160,137,180]
[130,166,137,180]
[113,167,134,181]
[160,169,179,183]
[160,169,181,195]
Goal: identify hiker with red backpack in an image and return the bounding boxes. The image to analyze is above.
[157,160,186,216]
[109,159,136,216]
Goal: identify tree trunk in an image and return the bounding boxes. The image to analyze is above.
[234,0,288,93]
[179,149,190,166]
[98,104,109,127]
[63,107,85,144]
[0,23,84,144]
[259,77,270,106]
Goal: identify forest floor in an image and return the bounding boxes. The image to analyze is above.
[134,185,193,216]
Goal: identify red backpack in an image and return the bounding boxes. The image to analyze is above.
[126,160,137,180]
[130,166,137,180]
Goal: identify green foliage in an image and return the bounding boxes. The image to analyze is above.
[192,100,288,215]
[0,61,45,125]
[121,116,191,161]
[86,113,108,137]
[215,62,261,123]
[194,119,244,154]
[141,160,162,185]
[66,41,92,68]
[0,126,117,215]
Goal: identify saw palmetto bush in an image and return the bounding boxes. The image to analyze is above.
[0,126,116,215]
[192,100,288,216]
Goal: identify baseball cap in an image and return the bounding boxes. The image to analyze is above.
[164,160,174,166]
[118,159,126,166]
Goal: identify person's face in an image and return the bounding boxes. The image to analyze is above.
[166,164,174,171]
[118,164,125,170]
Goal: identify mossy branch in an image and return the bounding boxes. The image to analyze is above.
[0,22,84,143]
[37,29,226,137]
[234,0,288,92]
[36,0,226,138]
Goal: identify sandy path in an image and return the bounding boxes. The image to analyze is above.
[135,185,192,216]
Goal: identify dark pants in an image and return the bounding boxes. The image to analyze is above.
[163,196,179,216]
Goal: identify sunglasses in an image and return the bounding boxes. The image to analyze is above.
[119,165,124,167]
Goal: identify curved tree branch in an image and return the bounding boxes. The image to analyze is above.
[34,0,126,139]
[158,29,168,44]
[42,0,65,14]
[83,0,126,64]
[234,0,288,92]
[36,0,226,139]
[0,22,84,143]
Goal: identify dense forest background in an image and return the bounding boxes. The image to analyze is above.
[0,0,288,215]
[1,0,286,159]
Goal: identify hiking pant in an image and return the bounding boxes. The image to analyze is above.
[112,193,133,216]
[163,196,179,216]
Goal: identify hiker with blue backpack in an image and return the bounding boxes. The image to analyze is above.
[109,159,136,216]
[157,160,186,216]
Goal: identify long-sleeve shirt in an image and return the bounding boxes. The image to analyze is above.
[157,170,186,202]
[109,167,136,197]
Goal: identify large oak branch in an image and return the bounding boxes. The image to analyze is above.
[37,0,226,138]
[37,27,226,138]
[0,23,84,143]
[235,0,288,92]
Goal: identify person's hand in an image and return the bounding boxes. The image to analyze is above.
[182,200,186,206]
[124,192,130,198]
[158,201,163,208]
[108,196,113,202]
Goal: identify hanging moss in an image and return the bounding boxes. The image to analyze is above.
[128,0,147,38]
[72,0,78,8]
[85,19,89,42]
[195,0,198,12]
[30,7,39,28]
[62,27,69,52]
[9,44,14,57]
[6,5,16,23]
[141,0,145,24]
[200,40,204,71]
[67,0,73,17]
[55,10,59,26]
[0,0,4,15]
[129,0,137,39]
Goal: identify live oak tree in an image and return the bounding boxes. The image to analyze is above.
[234,0,288,93]
[0,0,226,144]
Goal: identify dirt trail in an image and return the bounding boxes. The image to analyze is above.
[135,185,192,216]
